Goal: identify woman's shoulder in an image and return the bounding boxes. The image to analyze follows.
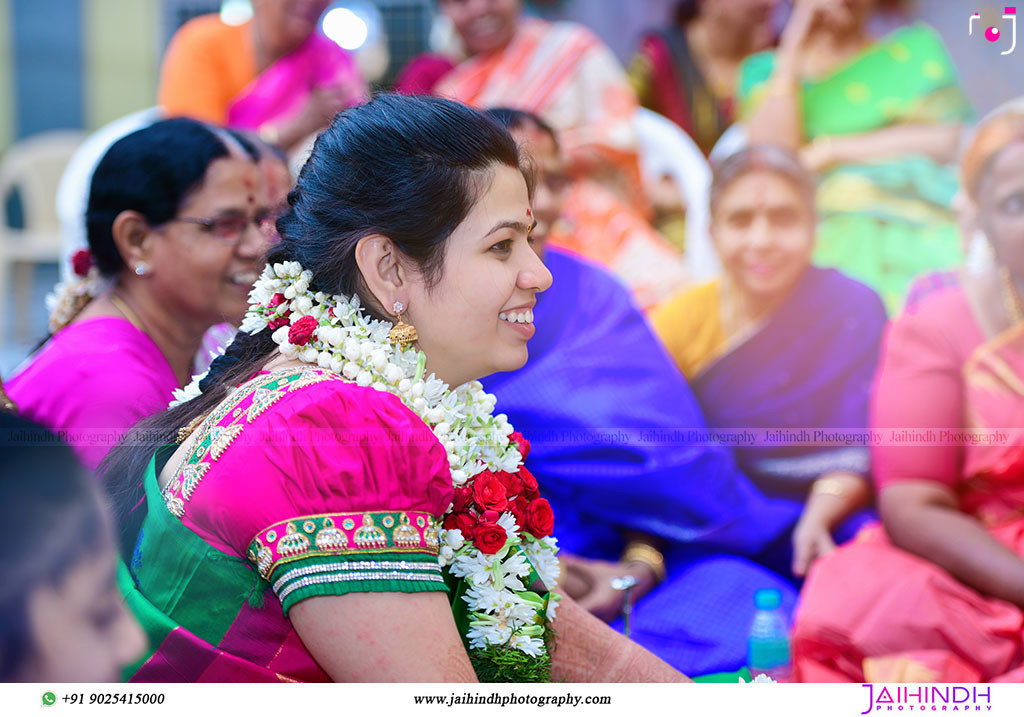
[886,281,982,365]
[244,368,435,432]
[8,318,175,399]
[211,368,450,482]
[173,368,453,559]
[809,267,887,316]
[651,279,721,358]
[656,279,720,316]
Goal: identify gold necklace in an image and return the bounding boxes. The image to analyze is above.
[109,293,146,333]
[999,266,1024,325]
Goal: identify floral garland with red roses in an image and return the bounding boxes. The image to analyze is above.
[173,260,561,682]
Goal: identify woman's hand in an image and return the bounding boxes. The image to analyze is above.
[791,510,837,576]
[792,472,873,576]
[550,593,690,682]
[560,553,658,623]
[778,0,838,61]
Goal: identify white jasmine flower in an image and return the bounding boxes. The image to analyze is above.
[271,326,290,345]
[466,624,511,650]
[342,338,361,361]
[510,635,544,657]
[442,529,464,550]
[169,371,207,408]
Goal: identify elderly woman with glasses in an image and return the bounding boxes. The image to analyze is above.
[5,118,272,471]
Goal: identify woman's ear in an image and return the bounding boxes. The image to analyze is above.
[354,234,407,315]
[110,210,155,277]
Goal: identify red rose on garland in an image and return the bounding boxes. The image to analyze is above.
[451,485,474,512]
[288,315,318,345]
[473,472,508,512]
[496,470,524,497]
[473,521,508,554]
[268,292,286,308]
[524,497,554,538]
[519,467,540,500]
[509,431,530,459]
[509,495,528,530]
[444,511,479,539]
[71,249,93,277]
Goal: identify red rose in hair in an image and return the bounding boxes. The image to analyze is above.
[510,431,530,459]
[268,312,291,330]
[496,470,524,497]
[520,468,540,500]
[451,485,473,513]
[71,249,93,278]
[524,497,554,538]
[473,472,508,512]
[288,315,318,346]
[473,521,508,555]
[444,511,478,540]
[268,292,286,308]
[509,495,528,529]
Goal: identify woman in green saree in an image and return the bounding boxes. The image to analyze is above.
[739,0,972,313]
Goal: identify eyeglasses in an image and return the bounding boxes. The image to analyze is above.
[164,209,278,244]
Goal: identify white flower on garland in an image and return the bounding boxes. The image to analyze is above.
[172,260,559,662]
[524,536,561,588]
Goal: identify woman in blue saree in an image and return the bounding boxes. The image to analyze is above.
[482,109,799,676]
[654,146,887,579]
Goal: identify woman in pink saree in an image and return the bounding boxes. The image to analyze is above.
[159,0,366,151]
[791,102,1024,683]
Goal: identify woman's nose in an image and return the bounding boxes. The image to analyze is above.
[518,244,553,293]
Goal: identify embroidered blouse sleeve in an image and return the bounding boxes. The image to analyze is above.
[216,377,453,615]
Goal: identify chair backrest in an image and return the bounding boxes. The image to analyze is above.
[1,130,86,237]
[633,108,720,280]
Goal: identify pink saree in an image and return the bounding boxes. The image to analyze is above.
[6,317,179,471]
[791,286,1024,682]
[226,32,366,131]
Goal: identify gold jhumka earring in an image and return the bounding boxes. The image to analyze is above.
[388,300,418,348]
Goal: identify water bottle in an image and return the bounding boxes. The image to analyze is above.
[747,588,791,681]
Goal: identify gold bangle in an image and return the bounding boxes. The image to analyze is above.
[811,477,847,498]
[621,542,667,583]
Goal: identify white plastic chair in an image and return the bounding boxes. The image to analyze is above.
[633,107,720,280]
[0,130,86,342]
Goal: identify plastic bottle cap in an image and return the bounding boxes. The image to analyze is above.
[754,588,782,610]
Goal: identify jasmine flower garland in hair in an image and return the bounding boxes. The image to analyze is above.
[176,260,560,682]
